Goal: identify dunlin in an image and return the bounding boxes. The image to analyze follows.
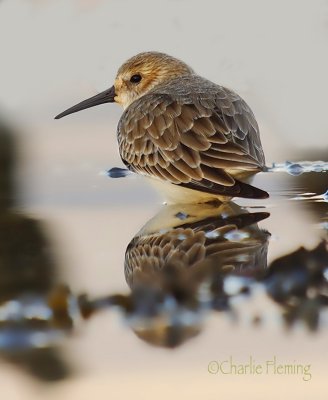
[55,52,268,201]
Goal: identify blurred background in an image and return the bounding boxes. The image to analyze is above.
[0,1,327,399]
[0,0,327,208]
[1,0,328,208]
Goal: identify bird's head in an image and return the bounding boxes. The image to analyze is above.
[55,52,193,119]
[113,52,193,108]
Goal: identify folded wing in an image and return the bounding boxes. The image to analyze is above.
[118,86,267,199]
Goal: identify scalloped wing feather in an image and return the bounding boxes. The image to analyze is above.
[117,77,267,199]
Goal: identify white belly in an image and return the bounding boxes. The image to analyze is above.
[149,178,231,204]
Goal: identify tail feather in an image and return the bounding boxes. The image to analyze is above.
[178,178,269,200]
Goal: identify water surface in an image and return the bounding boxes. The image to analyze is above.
[0,120,327,399]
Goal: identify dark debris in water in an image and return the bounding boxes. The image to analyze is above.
[264,241,328,331]
[264,242,328,302]
[175,212,190,220]
[0,118,71,381]
[107,167,132,178]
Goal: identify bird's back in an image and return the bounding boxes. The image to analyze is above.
[117,74,267,200]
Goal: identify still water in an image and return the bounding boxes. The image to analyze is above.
[0,118,327,399]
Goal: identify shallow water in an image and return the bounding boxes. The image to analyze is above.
[0,120,327,399]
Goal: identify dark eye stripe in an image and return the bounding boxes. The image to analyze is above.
[130,74,142,83]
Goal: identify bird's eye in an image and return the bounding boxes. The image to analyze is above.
[130,74,142,83]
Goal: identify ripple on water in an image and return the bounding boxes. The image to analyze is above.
[268,160,328,175]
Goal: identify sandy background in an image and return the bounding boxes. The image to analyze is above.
[0,1,327,399]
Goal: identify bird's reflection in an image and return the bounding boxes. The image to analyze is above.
[118,198,327,345]
[123,202,270,347]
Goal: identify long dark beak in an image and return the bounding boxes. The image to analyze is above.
[54,85,116,119]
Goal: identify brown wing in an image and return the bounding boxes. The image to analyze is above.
[118,85,267,199]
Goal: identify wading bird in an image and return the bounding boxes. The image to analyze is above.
[55,52,268,202]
